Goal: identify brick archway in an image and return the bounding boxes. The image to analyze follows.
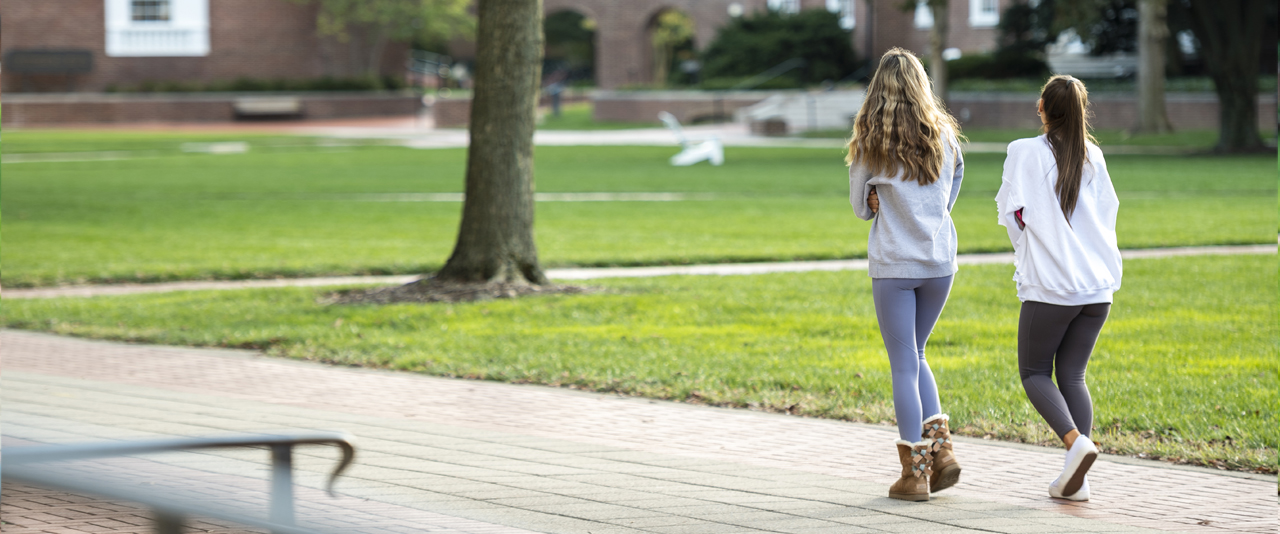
[542,0,771,89]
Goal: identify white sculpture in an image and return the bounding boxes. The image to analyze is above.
[659,111,724,166]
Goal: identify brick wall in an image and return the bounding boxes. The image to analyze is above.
[0,93,420,126]
[433,97,474,128]
[866,0,1003,60]
[1,0,409,93]
[540,0,773,90]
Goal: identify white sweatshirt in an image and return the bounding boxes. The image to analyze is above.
[995,136,1122,305]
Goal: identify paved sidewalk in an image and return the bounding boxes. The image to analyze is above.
[3,244,1274,300]
[3,331,1273,534]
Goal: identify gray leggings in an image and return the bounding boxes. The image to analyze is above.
[872,275,953,442]
[1018,301,1111,439]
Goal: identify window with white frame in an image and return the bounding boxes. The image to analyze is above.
[914,0,934,29]
[826,0,855,29]
[105,0,209,57]
[131,0,171,21]
[767,0,801,14]
[970,0,999,27]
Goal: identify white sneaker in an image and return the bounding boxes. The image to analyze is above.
[1049,474,1090,501]
[1054,435,1098,498]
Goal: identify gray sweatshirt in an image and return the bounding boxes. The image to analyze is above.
[848,134,964,279]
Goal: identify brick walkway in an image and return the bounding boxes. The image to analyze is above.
[3,331,1273,534]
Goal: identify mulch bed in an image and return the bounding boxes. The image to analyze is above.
[325,277,599,305]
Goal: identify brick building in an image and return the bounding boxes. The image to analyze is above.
[1,0,408,93]
[526,0,1008,89]
[1,0,1005,93]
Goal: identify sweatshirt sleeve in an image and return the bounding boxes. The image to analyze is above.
[995,142,1030,247]
[1092,150,1123,291]
[849,161,875,221]
[947,137,964,213]
[1094,152,1120,235]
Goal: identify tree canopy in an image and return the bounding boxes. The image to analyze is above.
[651,10,695,86]
[1054,0,1139,56]
[291,0,474,76]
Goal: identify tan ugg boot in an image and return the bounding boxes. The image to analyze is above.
[888,440,932,501]
[923,414,962,493]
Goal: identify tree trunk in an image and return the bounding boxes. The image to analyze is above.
[1136,0,1172,134]
[435,0,548,285]
[928,0,949,103]
[1186,0,1266,152]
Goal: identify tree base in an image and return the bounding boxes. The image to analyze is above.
[326,277,595,305]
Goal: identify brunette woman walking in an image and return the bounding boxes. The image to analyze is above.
[996,75,1122,501]
[848,48,965,502]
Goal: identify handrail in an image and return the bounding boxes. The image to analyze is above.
[6,431,357,494]
[839,63,872,84]
[4,431,357,534]
[4,466,325,534]
[707,58,809,123]
[730,57,807,91]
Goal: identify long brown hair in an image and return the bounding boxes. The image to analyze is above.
[845,48,963,185]
[1040,75,1097,220]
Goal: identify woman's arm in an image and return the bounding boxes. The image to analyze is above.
[849,163,876,220]
[995,143,1030,247]
[946,138,964,212]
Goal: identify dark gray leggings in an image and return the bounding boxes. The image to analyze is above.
[872,275,953,442]
[1018,301,1111,439]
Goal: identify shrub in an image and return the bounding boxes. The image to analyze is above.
[947,50,1050,81]
[701,9,858,87]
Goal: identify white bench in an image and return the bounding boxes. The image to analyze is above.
[233,96,303,117]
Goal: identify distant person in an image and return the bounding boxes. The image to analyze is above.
[995,75,1122,502]
[847,48,965,502]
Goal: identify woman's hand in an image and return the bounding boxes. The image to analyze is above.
[868,187,879,214]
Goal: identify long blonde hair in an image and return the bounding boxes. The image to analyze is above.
[1039,75,1096,220]
[845,48,962,185]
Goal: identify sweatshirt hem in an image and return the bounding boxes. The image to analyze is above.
[869,261,958,279]
[1017,285,1114,306]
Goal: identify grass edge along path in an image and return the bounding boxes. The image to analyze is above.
[2,254,1274,474]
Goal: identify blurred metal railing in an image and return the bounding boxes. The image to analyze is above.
[3,431,357,534]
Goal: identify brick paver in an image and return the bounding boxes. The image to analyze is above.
[2,330,1273,534]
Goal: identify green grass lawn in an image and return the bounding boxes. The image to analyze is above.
[3,254,1273,472]
[2,138,1274,287]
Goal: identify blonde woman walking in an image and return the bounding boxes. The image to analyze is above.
[848,48,965,502]
[996,76,1122,501]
